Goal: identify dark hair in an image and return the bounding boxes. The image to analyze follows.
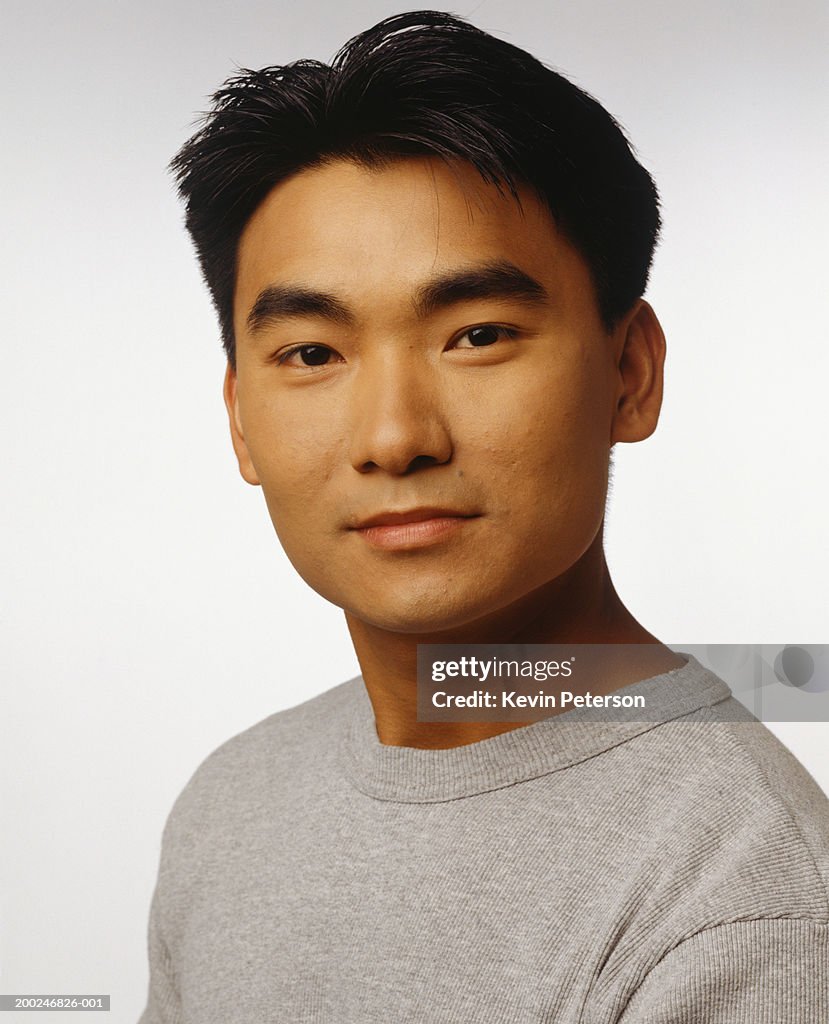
[171,10,660,368]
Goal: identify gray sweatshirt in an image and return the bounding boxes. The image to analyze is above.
[140,655,829,1022]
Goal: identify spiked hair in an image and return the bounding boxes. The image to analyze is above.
[171,11,660,367]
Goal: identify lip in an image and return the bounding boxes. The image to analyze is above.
[350,507,480,550]
[352,507,475,529]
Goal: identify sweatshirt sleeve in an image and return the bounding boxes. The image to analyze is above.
[137,880,181,1024]
[617,918,829,1023]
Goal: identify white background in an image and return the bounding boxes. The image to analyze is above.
[1,1,827,1020]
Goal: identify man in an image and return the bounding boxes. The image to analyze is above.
[141,11,829,1022]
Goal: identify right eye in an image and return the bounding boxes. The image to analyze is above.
[276,344,339,367]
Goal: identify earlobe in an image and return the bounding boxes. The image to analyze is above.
[222,363,261,486]
[610,300,666,445]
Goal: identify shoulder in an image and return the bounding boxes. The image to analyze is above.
[714,712,829,884]
[650,703,829,918]
[612,916,829,1023]
[589,703,829,1016]
[193,672,361,766]
[618,700,829,922]
[158,675,363,852]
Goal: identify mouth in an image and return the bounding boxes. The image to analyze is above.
[350,507,480,550]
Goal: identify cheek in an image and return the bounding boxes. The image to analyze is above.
[247,392,334,478]
[244,400,341,536]
[461,360,612,512]
[256,439,345,598]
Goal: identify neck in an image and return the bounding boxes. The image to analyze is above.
[345,531,684,748]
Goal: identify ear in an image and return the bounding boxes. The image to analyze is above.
[610,300,667,444]
[222,363,260,485]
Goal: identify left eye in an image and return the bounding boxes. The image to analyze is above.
[453,325,517,348]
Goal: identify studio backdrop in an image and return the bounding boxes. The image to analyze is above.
[1,0,826,1019]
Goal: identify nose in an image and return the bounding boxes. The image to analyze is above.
[348,354,453,475]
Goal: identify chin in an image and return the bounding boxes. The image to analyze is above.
[346,576,537,636]
[343,585,490,635]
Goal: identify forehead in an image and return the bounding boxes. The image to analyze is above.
[234,156,594,327]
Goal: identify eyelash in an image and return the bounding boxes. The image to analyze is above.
[454,324,520,348]
[274,344,341,367]
[273,324,520,367]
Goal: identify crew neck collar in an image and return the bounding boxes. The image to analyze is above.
[340,654,732,803]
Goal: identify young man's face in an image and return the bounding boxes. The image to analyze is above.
[227,157,649,634]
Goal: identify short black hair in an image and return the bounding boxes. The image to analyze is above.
[171,10,660,369]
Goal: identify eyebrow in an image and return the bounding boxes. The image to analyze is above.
[246,286,354,334]
[245,260,550,334]
[414,260,550,317]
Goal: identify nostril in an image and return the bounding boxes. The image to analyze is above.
[356,453,447,475]
[404,454,448,474]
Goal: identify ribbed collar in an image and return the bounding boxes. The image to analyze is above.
[340,654,732,803]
